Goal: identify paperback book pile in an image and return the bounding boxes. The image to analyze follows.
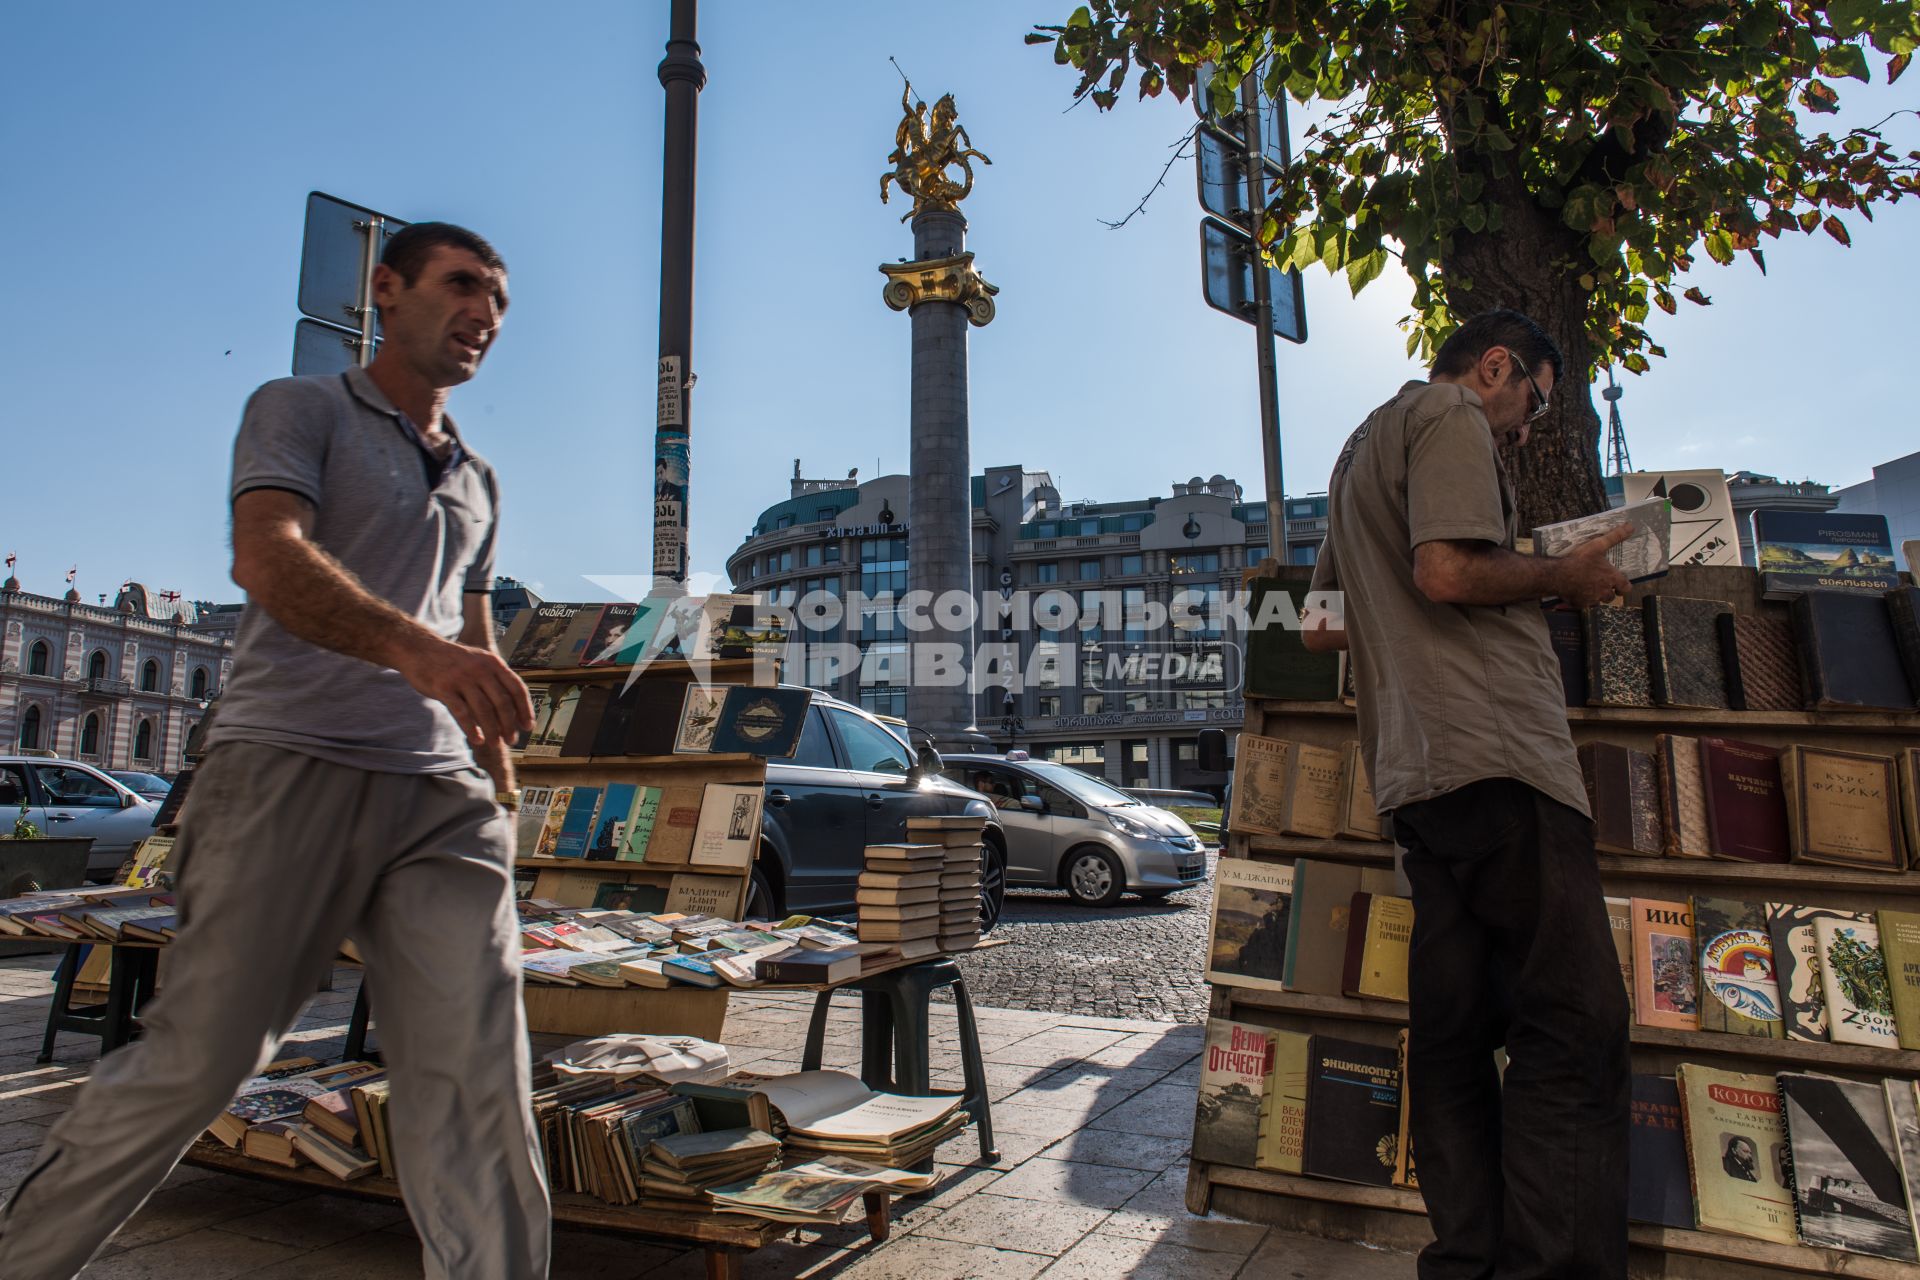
[205,1058,386,1180]
[906,814,987,952]
[639,1128,781,1211]
[707,1157,934,1225]
[0,888,176,943]
[855,843,947,960]
[713,1069,969,1168]
[514,900,859,991]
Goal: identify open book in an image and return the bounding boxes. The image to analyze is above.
[719,1070,961,1142]
[1531,496,1671,585]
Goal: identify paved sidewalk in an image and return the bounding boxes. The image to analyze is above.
[0,956,1416,1278]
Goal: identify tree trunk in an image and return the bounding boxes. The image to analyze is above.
[1441,184,1611,533]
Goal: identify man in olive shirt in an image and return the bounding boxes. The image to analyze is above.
[1305,310,1633,1280]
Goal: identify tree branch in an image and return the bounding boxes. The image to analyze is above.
[1100,124,1199,229]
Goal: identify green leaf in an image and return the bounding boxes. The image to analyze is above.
[1820,42,1871,82]
[1346,249,1387,295]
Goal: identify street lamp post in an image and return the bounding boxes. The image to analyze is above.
[652,0,705,590]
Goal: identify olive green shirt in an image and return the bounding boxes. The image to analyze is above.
[1308,380,1588,818]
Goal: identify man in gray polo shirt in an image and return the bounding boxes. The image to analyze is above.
[0,223,547,1279]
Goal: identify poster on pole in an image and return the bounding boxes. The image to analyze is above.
[654,431,690,580]
[657,356,684,429]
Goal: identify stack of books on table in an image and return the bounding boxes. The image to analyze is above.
[512,901,857,990]
[855,843,946,960]
[707,1156,935,1225]
[907,815,987,952]
[637,1127,781,1212]
[719,1069,969,1168]
[206,1058,386,1178]
[0,889,177,943]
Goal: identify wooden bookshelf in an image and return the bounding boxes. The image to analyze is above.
[1192,564,1920,1277]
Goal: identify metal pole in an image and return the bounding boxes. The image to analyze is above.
[653,0,705,590]
[354,215,383,368]
[1239,75,1288,562]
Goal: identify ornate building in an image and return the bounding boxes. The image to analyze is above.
[1,573,233,775]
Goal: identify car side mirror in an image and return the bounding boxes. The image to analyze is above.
[1020,795,1045,813]
[121,792,141,809]
[910,742,943,780]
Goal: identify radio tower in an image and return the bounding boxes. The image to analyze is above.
[1602,364,1633,477]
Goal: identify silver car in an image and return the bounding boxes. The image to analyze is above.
[0,757,162,880]
[942,752,1207,907]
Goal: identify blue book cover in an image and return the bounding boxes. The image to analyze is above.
[552,787,602,859]
[1752,510,1897,598]
[585,784,636,862]
[709,686,811,757]
[661,949,727,987]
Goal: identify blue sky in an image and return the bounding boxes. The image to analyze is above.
[3,2,1914,605]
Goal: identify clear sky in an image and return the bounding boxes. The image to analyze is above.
[3,2,1914,606]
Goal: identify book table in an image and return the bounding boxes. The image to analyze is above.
[1193,563,1920,1279]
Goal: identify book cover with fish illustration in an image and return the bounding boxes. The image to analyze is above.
[1693,897,1784,1039]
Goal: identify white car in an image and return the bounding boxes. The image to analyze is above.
[0,756,162,880]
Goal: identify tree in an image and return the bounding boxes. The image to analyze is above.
[1031,3,1920,527]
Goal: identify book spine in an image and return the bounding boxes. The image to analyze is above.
[1583,608,1606,707]
[1643,599,1674,708]
[1341,893,1371,998]
[1789,596,1827,708]
[1715,612,1748,712]
[1777,1077,1808,1245]
[1674,1067,1705,1228]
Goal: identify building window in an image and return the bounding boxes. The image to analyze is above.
[88,650,109,681]
[80,713,102,757]
[1290,544,1318,566]
[1082,693,1105,715]
[1123,587,1151,643]
[134,720,154,762]
[1117,554,1143,575]
[775,515,795,530]
[190,667,210,699]
[140,658,160,692]
[28,641,50,676]
[1080,652,1104,687]
[1036,694,1061,717]
[772,548,794,573]
[857,686,907,719]
[18,705,41,751]
[1176,739,1198,762]
[815,507,838,523]
[1032,562,1058,583]
[1044,742,1105,768]
[824,544,842,564]
[1171,552,1221,576]
[1077,559,1101,581]
[1124,693,1151,712]
[804,544,823,567]
[1290,501,1317,518]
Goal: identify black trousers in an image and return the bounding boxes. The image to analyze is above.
[1392,777,1630,1280]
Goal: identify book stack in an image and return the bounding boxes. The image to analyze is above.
[638,1128,781,1212]
[718,1069,969,1168]
[907,815,987,953]
[855,843,947,960]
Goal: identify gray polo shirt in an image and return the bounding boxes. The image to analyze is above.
[205,367,499,774]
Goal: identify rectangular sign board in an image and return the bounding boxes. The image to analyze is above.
[1200,217,1307,344]
[298,192,406,334]
[292,318,359,376]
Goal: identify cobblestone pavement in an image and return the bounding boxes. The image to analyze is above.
[954,852,1217,1024]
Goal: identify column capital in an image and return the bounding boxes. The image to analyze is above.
[879,252,999,327]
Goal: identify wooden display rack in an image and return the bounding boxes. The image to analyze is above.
[512,657,767,1040]
[1188,565,1920,1280]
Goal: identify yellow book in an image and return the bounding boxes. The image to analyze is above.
[1343,894,1414,1002]
[1253,1029,1310,1175]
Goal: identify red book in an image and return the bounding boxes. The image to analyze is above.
[1696,737,1790,864]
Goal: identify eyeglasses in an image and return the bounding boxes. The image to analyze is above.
[1507,348,1552,422]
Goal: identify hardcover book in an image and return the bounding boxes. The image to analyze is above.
[1885,586,1920,701]
[583,784,636,862]
[1392,1028,1417,1189]
[1632,898,1699,1031]
[674,684,734,754]
[665,873,739,920]
[509,603,596,670]
[1205,857,1295,992]
[1693,896,1785,1039]
[1777,1072,1917,1261]
[1902,748,1920,871]
[551,787,603,860]
[1282,860,1399,997]
[557,685,612,758]
[1697,737,1791,864]
[1336,742,1384,841]
[592,676,695,758]
[1340,893,1413,1003]
[1254,1029,1311,1176]
[1584,603,1653,707]
[1604,896,1635,1010]
[1577,741,1663,857]
[1816,916,1899,1048]
[1886,1080,1920,1254]
[1301,1034,1402,1186]
[579,601,669,668]
[1752,509,1899,600]
[1280,743,1345,840]
[687,784,763,870]
[524,683,585,758]
[1629,1074,1695,1229]
[515,786,555,853]
[1226,735,1293,838]
[1644,595,1733,710]
[1532,496,1671,583]
[1192,1019,1275,1169]
[1717,612,1805,713]
[1780,746,1905,872]
[710,686,811,758]
[615,787,663,863]
[1620,469,1740,567]
[1543,606,1588,707]
[1766,904,1862,1043]
[1653,734,1713,859]
[1791,591,1915,712]
[1675,1064,1796,1244]
[1880,909,1920,1051]
[1242,575,1341,701]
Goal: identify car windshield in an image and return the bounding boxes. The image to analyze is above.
[1017,760,1138,808]
[112,772,169,791]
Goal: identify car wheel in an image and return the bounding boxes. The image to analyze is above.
[744,863,779,921]
[1062,847,1126,908]
[978,836,1008,933]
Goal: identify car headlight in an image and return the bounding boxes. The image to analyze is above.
[963,799,993,820]
[1105,809,1152,839]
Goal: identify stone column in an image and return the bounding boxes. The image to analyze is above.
[881,211,999,751]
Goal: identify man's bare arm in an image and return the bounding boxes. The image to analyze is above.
[1413,524,1632,610]
[231,489,533,746]
[459,594,518,796]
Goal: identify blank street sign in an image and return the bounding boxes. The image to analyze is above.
[292,318,359,376]
[297,192,406,334]
[1196,129,1259,228]
[1200,217,1308,344]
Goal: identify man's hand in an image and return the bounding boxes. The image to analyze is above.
[396,636,535,748]
[1554,524,1633,609]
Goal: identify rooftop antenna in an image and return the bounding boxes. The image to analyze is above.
[1602,365,1633,477]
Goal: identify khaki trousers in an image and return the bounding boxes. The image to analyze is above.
[0,743,551,1279]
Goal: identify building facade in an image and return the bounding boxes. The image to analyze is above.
[1,577,233,775]
[1834,449,1920,552]
[727,463,1327,793]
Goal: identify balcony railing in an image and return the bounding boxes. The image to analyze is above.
[80,677,132,697]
